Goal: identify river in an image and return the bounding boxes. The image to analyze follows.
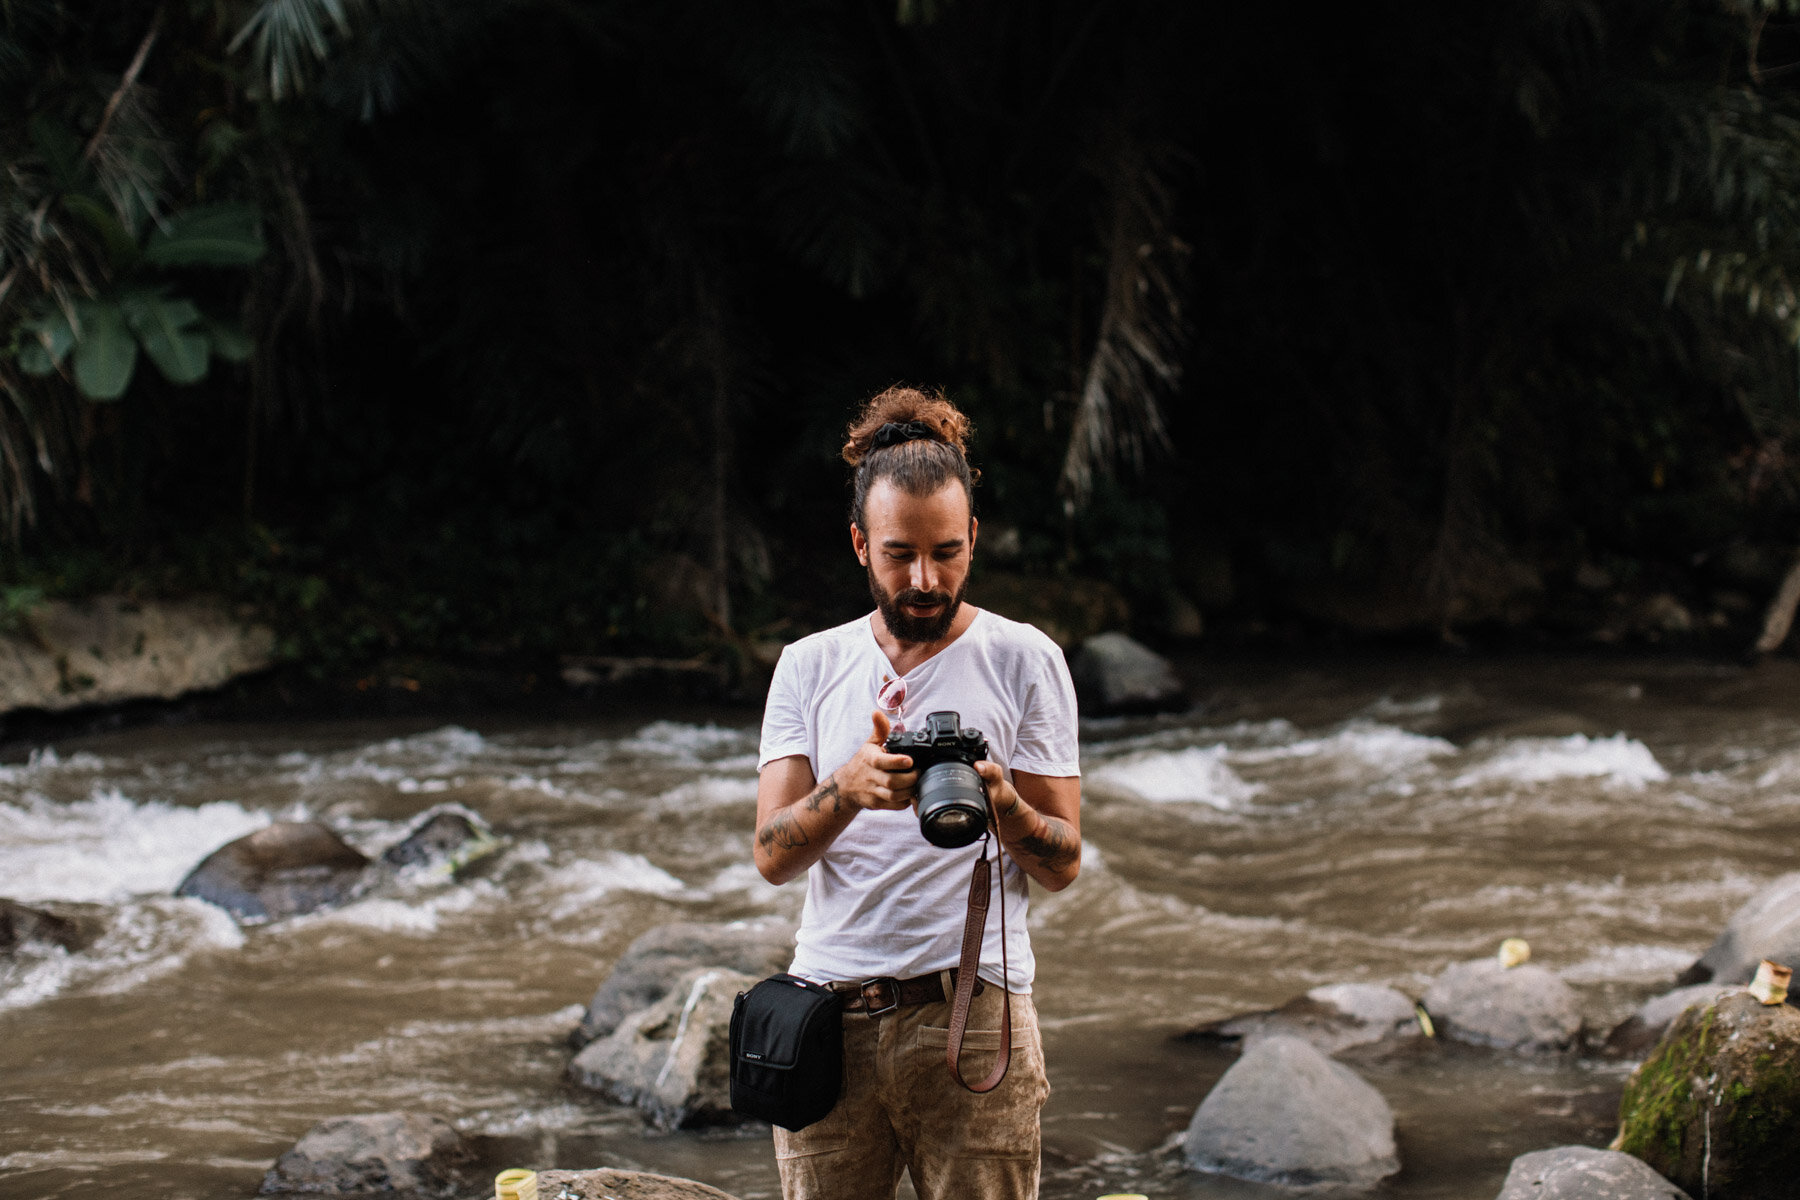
[4,651,1798,1199]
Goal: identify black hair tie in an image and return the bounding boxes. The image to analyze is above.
[872,420,936,449]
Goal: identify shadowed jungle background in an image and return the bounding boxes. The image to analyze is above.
[11,0,1800,685]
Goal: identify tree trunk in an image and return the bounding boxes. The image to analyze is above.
[1753,550,1800,655]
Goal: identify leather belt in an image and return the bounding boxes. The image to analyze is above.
[831,970,984,1014]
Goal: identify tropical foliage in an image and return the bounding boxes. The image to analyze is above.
[6,0,1800,670]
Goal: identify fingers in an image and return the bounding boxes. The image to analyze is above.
[868,709,891,744]
[974,759,1004,785]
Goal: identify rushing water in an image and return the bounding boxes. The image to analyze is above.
[4,652,1800,1200]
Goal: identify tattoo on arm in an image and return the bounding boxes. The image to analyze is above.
[757,809,809,852]
[1017,816,1079,872]
[804,779,842,815]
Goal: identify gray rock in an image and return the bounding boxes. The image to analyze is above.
[377,805,499,874]
[260,1112,475,1196]
[1184,982,1422,1055]
[1422,959,1581,1052]
[1183,1034,1399,1188]
[574,920,793,1047]
[1495,1146,1690,1199]
[1677,872,1800,986]
[569,966,759,1130]
[1603,984,1735,1057]
[0,898,89,955]
[0,594,274,715]
[534,1169,742,1200]
[1070,631,1185,714]
[176,822,371,923]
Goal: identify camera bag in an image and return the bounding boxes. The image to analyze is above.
[729,973,843,1130]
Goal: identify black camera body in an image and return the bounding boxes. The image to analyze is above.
[886,710,991,848]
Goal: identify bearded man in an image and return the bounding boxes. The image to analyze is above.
[754,386,1082,1200]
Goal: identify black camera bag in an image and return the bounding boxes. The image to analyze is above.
[729,973,843,1131]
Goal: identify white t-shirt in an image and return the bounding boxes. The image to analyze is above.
[757,607,1081,992]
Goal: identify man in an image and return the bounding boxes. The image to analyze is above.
[755,387,1082,1200]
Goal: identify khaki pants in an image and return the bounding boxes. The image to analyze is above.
[773,976,1049,1200]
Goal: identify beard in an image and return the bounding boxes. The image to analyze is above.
[869,569,967,645]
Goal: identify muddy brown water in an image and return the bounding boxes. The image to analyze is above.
[4,652,1799,1200]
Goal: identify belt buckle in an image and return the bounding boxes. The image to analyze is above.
[858,977,900,1016]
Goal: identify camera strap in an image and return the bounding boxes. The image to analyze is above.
[946,830,1010,1093]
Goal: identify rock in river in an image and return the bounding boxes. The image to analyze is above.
[1421,958,1581,1052]
[177,821,371,922]
[0,898,88,955]
[1183,1034,1399,1188]
[535,1168,742,1200]
[574,919,794,1048]
[1069,631,1185,714]
[261,1112,475,1196]
[1495,1146,1689,1200]
[1602,983,1734,1058]
[1614,990,1800,1200]
[1183,982,1423,1056]
[1676,871,1800,985]
[377,805,499,874]
[569,966,759,1129]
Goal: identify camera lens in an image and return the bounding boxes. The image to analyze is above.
[916,760,989,848]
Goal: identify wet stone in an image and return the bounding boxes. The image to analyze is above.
[1182,1034,1399,1188]
[260,1111,475,1196]
[1676,871,1800,986]
[574,919,793,1048]
[0,898,88,955]
[1183,982,1422,1056]
[1603,983,1734,1058]
[1421,959,1581,1052]
[534,1169,742,1200]
[377,805,496,873]
[1069,631,1185,714]
[1495,1146,1690,1199]
[176,821,371,923]
[568,966,759,1130]
[1615,990,1800,1200]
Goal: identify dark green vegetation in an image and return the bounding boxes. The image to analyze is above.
[10,1,1800,681]
[1616,992,1800,1198]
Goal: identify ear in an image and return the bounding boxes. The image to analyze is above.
[968,515,978,556]
[851,521,869,566]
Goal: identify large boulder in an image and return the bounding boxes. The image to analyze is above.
[1421,959,1581,1052]
[0,898,89,955]
[0,594,275,715]
[1614,991,1800,1199]
[534,1169,741,1200]
[568,966,759,1129]
[177,822,371,923]
[1603,984,1735,1058]
[1182,1034,1399,1188]
[1183,982,1422,1056]
[574,920,793,1048]
[1676,872,1800,986]
[1495,1146,1689,1200]
[1069,632,1185,714]
[260,1112,475,1196]
[976,572,1131,648]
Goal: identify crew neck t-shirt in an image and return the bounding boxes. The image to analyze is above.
[757,607,1081,992]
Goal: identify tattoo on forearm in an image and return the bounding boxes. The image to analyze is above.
[1017,816,1079,873]
[804,779,842,815]
[757,809,809,852]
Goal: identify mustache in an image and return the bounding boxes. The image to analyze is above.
[893,588,952,606]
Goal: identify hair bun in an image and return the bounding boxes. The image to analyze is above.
[842,386,971,465]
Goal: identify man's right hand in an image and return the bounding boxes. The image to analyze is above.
[837,710,920,811]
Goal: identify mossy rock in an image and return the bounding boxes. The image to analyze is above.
[1614,991,1800,1199]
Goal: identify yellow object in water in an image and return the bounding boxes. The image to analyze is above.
[1413,1000,1436,1038]
[495,1169,537,1200]
[1497,938,1531,969]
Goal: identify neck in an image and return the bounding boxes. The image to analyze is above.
[872,604,979,675]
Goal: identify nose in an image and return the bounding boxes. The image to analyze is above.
[910,556,938,594]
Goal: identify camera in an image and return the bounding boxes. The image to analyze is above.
[886,710,991,848]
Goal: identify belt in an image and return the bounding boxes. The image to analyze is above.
[831,970,984,1015]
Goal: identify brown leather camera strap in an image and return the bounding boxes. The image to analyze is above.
[946,833,1010,1093]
